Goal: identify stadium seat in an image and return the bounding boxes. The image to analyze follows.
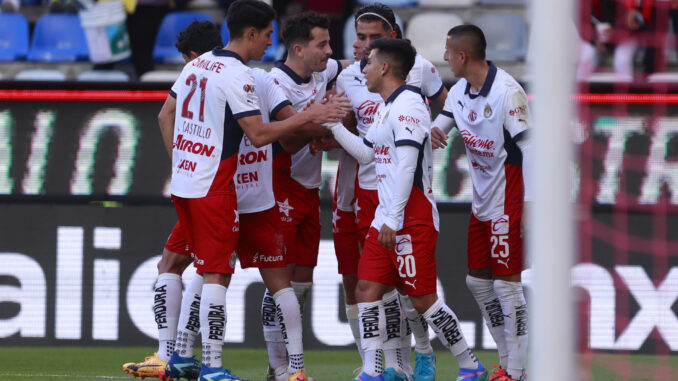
[420,0,476,7]
[139,70,181,83]
[154,12,214,64]
[27,14,89,62]
[222,19,279,62]
[343,12,405,60]
[357,0,418,6]
[406,12,463,65]
[14,69,67,81]
[472,12,528,62]
[77,70,131,82]
[0,13,29,61]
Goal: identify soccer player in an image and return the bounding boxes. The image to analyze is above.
[262,11,345,379]
[430,25,531,381]
[157,1,345,380]
[326,38,488,381]
[122,19,223,381]
[334,4,448,380]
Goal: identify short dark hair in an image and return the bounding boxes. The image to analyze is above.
[354,3,396,32]
[281,11,330,49]
[227,0,276,39]
[369,38,416,81]
[175,20,223,56]
[447,24,486,60]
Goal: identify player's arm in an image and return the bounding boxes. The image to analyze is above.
[503,86,532,202]
[239,101,345,148]
[378,143,419,249]
[429,86,448,112]
[325,122,374,164]
[274,104,311,154]
[158,94,177,159]
[431,106,455,149]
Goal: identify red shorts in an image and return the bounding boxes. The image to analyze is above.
[238,207,286,269]
[171,193,239,274]
[273,178,320,267]
[332,206,361,274]
[467,208,524,276]
[164,221,191,255]
[358,225,438,296]
[355,186,378,245]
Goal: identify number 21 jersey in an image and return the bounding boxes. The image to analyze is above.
[170,49,261,198]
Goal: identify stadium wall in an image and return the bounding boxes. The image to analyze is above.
[0,86,677,354]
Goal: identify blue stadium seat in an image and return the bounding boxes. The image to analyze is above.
[154,12,214,63]
[221,19,279,62]
[357,0,418,6]
[0,13,29,61]
[472,12,528,62]
[27,14,89,62]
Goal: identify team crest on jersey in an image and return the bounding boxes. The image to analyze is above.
[395,234,413,255]
[243,84,255,93]
[492,215,509,235]
[484,103,492,118]
[468,110,477,122]
[273,78,280,85]
[229,251,237,268]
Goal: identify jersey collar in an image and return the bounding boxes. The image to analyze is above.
[360,57,368,72]
[464,61,497,99]
[275,61,311,85]
[212,48,246,64]
[385,85,420,104]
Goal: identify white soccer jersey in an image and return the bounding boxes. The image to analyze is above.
[269,59,342,189]
[236,68,292,214]
[437,63,529,221]
[170,49,260,198]
[363,86,439,232]
[336,54,445,190]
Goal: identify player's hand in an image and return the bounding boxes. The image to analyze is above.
[310,136,339,154]
[378,224,396,250]
[431,126,449,149]
[305,100,347,124]
[325,91,353,114]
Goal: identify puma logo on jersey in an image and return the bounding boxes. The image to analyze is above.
[457,100,464,110]
[405,127,414,135]
[497,257,510,269]
[404,279,417,289]
[354,76,363,84]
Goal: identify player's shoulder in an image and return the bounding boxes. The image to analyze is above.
[494,67,524,93]
[391,86,428,113]
[337,60,361,80]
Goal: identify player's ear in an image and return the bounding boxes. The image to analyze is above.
[381,61,389,76]
[189,51,200,60]
[293,43,303,57]
[246,26,257,41]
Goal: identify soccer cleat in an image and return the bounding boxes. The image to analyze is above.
[353,371,386,381]
[488,366,507,381]
[198,364,248,381]
[266,364,289,381]
[288,369,309,381]
[413,351,435,381]
[123,353,167,379]
[383,367,413,381]
[165,351,201,380]
[456,361,488,381]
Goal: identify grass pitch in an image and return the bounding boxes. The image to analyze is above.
[0,347,676,380]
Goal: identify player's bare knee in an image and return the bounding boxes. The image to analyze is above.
[157,249,191,275]
[494,272,521,282]
[409,293,438,314]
